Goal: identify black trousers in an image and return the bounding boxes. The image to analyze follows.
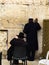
[13,59,19,64]
[27,47,35,61]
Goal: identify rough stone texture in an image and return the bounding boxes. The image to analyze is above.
[0,0,49,58]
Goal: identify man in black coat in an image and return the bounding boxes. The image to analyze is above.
[23,18,41,61]
[7,32,27,64]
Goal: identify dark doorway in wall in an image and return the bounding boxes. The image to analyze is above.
[0,30,8,58]
[42,19,49,58]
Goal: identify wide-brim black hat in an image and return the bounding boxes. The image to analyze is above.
[17,32,25,38]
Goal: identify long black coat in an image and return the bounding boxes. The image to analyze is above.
[7,38,27,60]
[23,22,41,51]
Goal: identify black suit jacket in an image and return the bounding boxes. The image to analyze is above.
[7,38,27,60]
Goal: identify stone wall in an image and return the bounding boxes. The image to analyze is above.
[0,0,49,58]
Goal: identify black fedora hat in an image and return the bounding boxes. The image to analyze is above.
[17,32,25,38]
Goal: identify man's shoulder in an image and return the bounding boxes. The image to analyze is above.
[10,38,18,42]
[25,23,29,25]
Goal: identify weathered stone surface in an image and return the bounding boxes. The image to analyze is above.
[0,0,49,58]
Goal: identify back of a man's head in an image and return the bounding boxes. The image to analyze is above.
[29,18,33,23]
